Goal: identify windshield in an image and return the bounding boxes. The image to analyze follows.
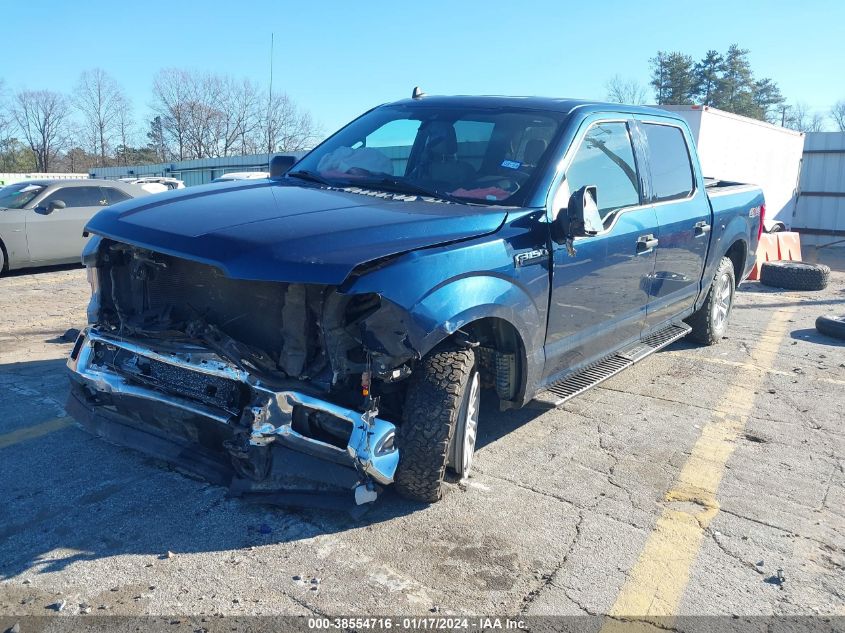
[0,183,45,209]
[290,104,565,205]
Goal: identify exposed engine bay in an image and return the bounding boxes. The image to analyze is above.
[67,239,423,506]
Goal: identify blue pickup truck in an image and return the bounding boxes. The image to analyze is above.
[66,95,764,504]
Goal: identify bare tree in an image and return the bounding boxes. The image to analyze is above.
[114,92,136,165]
[218,77,261,156]
[808,112,827,133]
[152,69,192,160]
[0,79,9,141]
[261,91,322,153]
[605,75,648,105]
[74,69,131,166]
[152,68,320,159]
[12,89,70,172]
[831,100,845,132]
[786,103,826,132]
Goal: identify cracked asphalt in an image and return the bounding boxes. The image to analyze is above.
[0,248,843,626]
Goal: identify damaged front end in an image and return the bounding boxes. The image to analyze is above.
[67,238,419,507]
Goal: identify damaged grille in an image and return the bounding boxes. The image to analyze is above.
[93,241,408,391]
[92,341,244,414]
[128,256,289,353]
[99,245,330,380]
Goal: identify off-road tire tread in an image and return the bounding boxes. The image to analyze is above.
[759,261,830,291]
[394,347,475,503]
[815,315,845,340]
[686,257,735,346]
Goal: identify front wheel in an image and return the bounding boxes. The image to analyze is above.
[686,257,736,345]
[394,347,478,503]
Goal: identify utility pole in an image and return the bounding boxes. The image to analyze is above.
[267,32,274,156]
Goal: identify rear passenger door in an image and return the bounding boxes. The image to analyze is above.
[635,118,712,328]
[25,186,108,264]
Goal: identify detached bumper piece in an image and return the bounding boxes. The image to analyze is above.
[66,327,399,509]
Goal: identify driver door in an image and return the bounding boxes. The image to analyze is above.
[543,119,658,380]
[26,186,107,264]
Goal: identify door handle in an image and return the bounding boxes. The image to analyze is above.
[694,220,711,236]
[636,234,658,253]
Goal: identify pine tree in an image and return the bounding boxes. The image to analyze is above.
[650,51,696,105]
[713,45,755,115]
[693,50,722,106]
[751,78,785,123]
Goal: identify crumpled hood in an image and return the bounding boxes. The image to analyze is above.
[85,180,507,284]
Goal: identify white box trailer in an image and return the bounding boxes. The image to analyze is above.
[660,105,805,229]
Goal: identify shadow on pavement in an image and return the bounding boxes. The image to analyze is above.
[3,263,83,278]
[790,327,845,347]
[0,358,544,581]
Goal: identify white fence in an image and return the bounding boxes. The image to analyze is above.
[0,173,89,186]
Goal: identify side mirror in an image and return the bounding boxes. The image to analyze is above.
[552,185,601,244]
[36,200,66,215]
[270,155,297,178]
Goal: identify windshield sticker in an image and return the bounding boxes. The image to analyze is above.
[500,159,521,170]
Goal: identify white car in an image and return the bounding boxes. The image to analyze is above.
[119,177,185,193]
[210,171,270,183]
[0,179,148,272]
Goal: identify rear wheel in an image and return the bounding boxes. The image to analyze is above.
[394,347,478,503]
[686,257,735,345]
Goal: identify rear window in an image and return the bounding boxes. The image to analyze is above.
[101,187,130,204]
[643,123,694,202]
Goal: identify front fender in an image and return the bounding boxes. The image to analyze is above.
[410,273,542,355]
[344,236,546,355]
[344,233,549,397]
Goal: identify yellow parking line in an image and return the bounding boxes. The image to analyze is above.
[0,416,73,449]
[602,307,795,625]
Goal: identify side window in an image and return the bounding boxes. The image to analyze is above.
[101,187,130,205]
[41,186,103,208]
[642,123,694,202]
[565,122,640,220]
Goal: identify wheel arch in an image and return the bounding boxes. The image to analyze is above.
[724,238,747,284]
[447,315,529,406]
[0,236,8,272]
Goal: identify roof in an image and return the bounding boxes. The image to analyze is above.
[19,179,145,193]
[383,95,677,119]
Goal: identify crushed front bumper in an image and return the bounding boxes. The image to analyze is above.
[66,327,399,502]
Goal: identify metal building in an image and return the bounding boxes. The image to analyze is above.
[794,132,845,247]
[88,153,302,187]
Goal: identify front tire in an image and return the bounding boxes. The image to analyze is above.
[687,257,736,345]
[394,347,478,503]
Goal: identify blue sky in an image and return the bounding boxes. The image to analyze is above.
[2,0,843,136]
